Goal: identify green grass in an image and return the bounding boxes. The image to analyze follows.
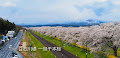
[26,32,56,58]
[33,31,95,58]
[108,48,120,57]
[23,32,38,58]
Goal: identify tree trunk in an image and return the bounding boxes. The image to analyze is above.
[113,46,117,57]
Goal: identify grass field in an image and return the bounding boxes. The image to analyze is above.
[33,31,95,58]
[26,32,56,58]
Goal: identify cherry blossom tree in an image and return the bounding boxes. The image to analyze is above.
[28,22,120,57]
[88,22,120,56]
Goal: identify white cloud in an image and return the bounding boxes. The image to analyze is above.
[111,0,120,5]
[0,0,18,7]
[95,0,108,2]
[0,2,16,7]
[1,0,120,24]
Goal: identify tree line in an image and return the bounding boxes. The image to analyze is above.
[0,17,16,35]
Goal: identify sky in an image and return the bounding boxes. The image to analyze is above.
[0,0,120,25]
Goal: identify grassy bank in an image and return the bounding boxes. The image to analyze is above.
[27,32,56,58]
[33,31,95,58]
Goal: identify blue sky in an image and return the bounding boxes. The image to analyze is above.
[0,0,120,25]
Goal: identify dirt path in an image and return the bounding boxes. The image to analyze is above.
[29,31,79,58]
[23,30,26,39]
[27,35,42,58]
[21,31,32,58]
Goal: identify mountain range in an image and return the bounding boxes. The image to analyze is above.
[20,19,105,27]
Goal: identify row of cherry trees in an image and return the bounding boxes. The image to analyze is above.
[28,22,120,57]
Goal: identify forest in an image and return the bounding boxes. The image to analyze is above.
[0,17,16,38]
